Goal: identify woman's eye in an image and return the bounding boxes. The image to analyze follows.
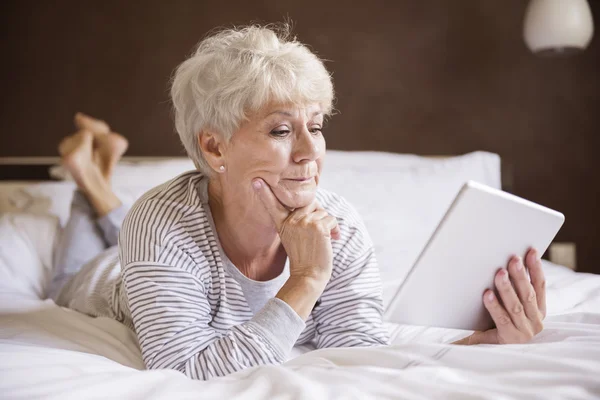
[310,127,323,135]
[270,129,290,137]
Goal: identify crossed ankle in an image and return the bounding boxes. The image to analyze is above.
[80,178,121,217]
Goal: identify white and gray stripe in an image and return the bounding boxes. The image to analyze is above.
[61,171,389,380]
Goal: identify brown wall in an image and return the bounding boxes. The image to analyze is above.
[1,1,599,273]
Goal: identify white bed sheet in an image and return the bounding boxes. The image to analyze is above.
[1,261,599,400]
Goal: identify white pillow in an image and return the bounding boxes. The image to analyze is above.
[0,181,163,228]
[0,181,76,227]
[50,158,196,189]
[49,150,499,188]
[1,151,500,305]
[0,213,59,299]
[319,151,501,309]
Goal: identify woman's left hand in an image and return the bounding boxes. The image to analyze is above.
[466,248,547,345]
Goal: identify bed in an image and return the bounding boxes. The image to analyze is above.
[1,151,599,399]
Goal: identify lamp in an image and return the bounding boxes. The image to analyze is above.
[524,0,594,56]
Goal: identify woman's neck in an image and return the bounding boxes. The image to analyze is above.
[207,179,286,281]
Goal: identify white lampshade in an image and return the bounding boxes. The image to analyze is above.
[524,0,594,55]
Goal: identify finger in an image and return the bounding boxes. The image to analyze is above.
[526,248,547,319]
[495,268,529,331]
[508,256,540,321]
[285,201,320,229]
[304,210,329,222]
[74,112,110,134]
[252,179,290,230]
[314,212,341,240]
[303,209,341,240]
[331,224,341,240]
[483,290,520,339]
[320,215,339,237]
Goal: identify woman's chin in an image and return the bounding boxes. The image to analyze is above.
[275,187,317,209]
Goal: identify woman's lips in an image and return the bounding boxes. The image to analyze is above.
[288,177,312,181]
[285,177,314,183]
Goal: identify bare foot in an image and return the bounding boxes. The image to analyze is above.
[58,130,104,191]
[58,129,121,216]
[72,112,128,180]
[94,132,128,180]
[74,112,110,134]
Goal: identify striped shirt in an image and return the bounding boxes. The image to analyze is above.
[65,171,389,380]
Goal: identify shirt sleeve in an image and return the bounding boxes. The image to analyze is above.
[118,196,305,380]
[121,264,304,380]
[312,222,391,349]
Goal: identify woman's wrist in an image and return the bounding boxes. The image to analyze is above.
[452,332,483,345]
[452,335,473,345]
[276,275,328,320]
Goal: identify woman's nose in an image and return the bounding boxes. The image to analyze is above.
[292,129,320,163]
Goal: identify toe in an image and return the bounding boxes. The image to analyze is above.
[74,112,110,134]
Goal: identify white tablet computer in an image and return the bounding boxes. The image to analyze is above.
[384,180,565,331]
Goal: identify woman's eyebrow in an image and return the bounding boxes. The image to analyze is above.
[266,110,323,118]
[267,110,293,117]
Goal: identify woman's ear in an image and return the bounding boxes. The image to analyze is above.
[198,131,226,173]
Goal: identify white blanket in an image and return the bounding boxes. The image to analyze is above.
[2,262,599,400]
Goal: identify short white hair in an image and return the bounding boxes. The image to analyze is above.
[170,24,335,175]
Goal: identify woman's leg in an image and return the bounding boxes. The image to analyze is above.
[48,189,110,301]
[47,114,128,301]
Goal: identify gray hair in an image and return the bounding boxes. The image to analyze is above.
[170,24,335,175]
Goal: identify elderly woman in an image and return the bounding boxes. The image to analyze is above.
[49,25,547,380]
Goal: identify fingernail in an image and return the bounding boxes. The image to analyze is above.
[502,269,509,283]
[515,256,523,271]
[487,292,495,302]
[252,180,262,190]
[532,248,540,261]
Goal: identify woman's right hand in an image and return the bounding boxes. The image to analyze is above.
[252,178,340,284]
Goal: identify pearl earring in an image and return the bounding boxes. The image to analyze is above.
[219,165,225,172]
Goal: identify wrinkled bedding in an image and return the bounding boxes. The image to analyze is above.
[2,261,599,399]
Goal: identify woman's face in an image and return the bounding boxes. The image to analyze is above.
[222,102,325,209]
